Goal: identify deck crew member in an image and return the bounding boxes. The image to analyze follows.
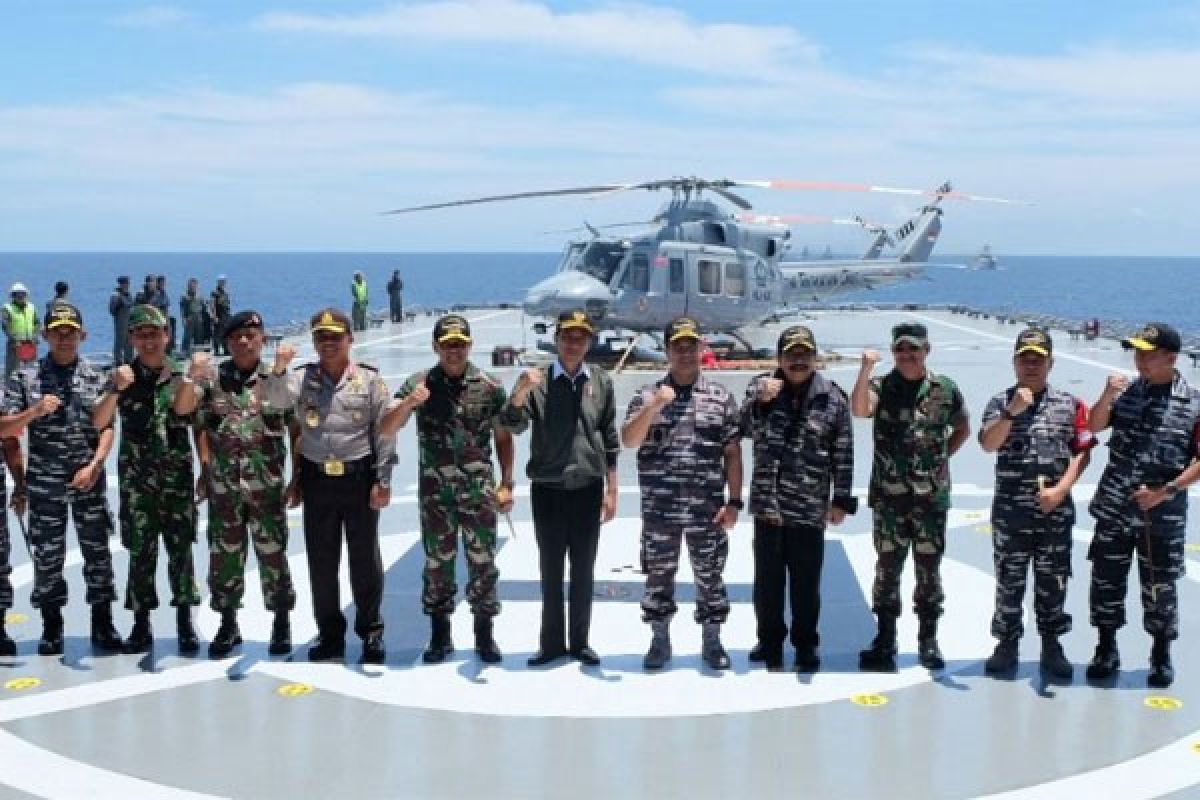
[268,308,394,664]
[502,310,619,667]
[351,271,369,332]
[94,304,202,654]
[209,277,231,356]
[851,321,970,672]
[0,436,27,656]
[621,317,742,671]
[387,270,404,324]
[741,325,855,672]
[174,310,297,659]
[1085,322,1200,688]
[979,328,1094,680]
[0,303,122,655]
[3,283,40,378]
[109,276,134,365]
[386,313,514,665]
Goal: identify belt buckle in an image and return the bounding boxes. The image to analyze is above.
[323,459,345,477]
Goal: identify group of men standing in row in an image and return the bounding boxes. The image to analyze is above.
[109,274,233,365]
[0,301,1195,693]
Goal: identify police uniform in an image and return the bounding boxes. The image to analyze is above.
[1087,323,1200,686]
[741,326,856,670]
[395,314,510,664]
[981,329,1094,676]
[860,322,968,672]
[624,318,741,669]
[194,310,296,657]
[115,304,201,653]
[276,308,395,663]
[1,303,119,654]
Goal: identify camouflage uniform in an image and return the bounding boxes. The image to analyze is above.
[2,356,117,609]
[867,370,967,621]
[396,364,507,617]
[625,375,741,624]
[983,386,1094,638]
[1088,373,1200,639]
[741,370,854,651]
[0,449,14,612]
[117,356,200,611]
[195,359,296,612]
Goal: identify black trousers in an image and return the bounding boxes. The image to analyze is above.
[300,461,384,641]
[531,481,602,652]
[752,518,825,650]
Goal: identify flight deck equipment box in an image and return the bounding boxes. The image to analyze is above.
[492,346,517,367]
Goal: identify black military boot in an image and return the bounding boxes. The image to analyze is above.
[307,635,345,663]
[268,610,292,656]
[794,646,821,673]
[38,606,65,656]
[643,619,671,671]
[859,615,897,672]
[1085,628,1120,682]
[917,618,945,670]
[1148,636,1174,688]
[208,609,242,658]
[0,618,15,657]
[985,634,1019,675]
[361,631,386,665]
[474,615,502,664]
[422,614,453,664]
[89,602,123,652]
[1039,635,1073,681]
[177,606,200,654]
[701,623,731,670]
[123,610,153,654]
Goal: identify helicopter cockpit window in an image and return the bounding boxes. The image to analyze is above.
[579,241,626,283]
[621,253,650,291]
[725,262,746,297]
[697,259,722,295]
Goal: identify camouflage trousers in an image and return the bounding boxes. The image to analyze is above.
[871,504,947,621]
[420,493,500,618]
[207,481,295,613]
[1088,517,1185,639]
[640,520,730,625]
[26,479,118,609]
[120,476,200,611]
[990,512,1072,639]
[0,480,11,610]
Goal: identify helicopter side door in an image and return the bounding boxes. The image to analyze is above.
[664,255,688,318]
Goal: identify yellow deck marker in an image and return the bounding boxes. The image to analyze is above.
[1144,696,1183,712]
[851,693,889,708]
[277,682,314,698]
[1185,543,1200,553]
[1191,742,1200,754]
[974,524,992,534]
[4,612,28,625]
[5,677,41,691]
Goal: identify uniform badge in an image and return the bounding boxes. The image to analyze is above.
[305,408,320,428]
[352,410,363,423]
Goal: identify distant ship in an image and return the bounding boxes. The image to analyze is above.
[973,244,998,270]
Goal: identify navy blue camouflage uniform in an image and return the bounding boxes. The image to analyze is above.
[983,386,1094,639]
[2,356,117,610]
[625,375,740,625]
[741,370,854,651]
[1088,373,1200,640]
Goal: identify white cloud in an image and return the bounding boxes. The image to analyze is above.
[254,0,817,80]
[111,5,193,28]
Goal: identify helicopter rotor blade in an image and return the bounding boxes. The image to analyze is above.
[735,179,1032,206]
[382,185,631,214]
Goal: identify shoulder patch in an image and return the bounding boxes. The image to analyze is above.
[356,362,379,372]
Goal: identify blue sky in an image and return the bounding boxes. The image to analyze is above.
[3,0,1199,253]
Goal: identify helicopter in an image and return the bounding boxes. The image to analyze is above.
[385,177,1018,344]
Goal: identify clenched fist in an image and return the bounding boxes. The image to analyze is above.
[516,368,543,389]
[758,377,783,404]
[112,365,135,392]
[860,349,881,370]
[1008,387,1034,415]
[405,378,431,408]
[654,385,676,407]
[1105,373,1129,396]
[189,351,214,382]
[272,343,297,374]
[35,394,62,417]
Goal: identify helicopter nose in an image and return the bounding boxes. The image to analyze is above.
[523,275,610,319]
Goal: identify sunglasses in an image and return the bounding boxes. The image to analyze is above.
[892,344,922,353]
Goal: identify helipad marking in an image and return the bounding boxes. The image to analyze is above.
[4,611,28,625]
[851,693,889,707]
[277,683,314,698]
[1145,696,1183,712]
[5,677,41,691]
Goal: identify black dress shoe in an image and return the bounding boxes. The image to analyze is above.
[308,637,345,663]
[361,633,386,665]
[527,649,568,667]
[794,647,821,673]
[571,646,601,666]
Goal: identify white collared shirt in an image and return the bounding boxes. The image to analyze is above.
[551,359,590,389]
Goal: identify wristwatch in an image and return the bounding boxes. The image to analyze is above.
[726,497,744,511]
[1164,483,1180,498]
[1001,408,1018,421]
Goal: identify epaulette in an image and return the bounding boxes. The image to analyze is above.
[829,380,848,400]
[356,362,379,372]
[293,362,314,372]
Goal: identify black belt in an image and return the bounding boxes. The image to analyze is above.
[301,455,373,478]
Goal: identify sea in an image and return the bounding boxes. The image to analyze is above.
[0,252,1195,358]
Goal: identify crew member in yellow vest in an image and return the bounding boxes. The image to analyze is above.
[3,283,40,378]
[351,271,369,332]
